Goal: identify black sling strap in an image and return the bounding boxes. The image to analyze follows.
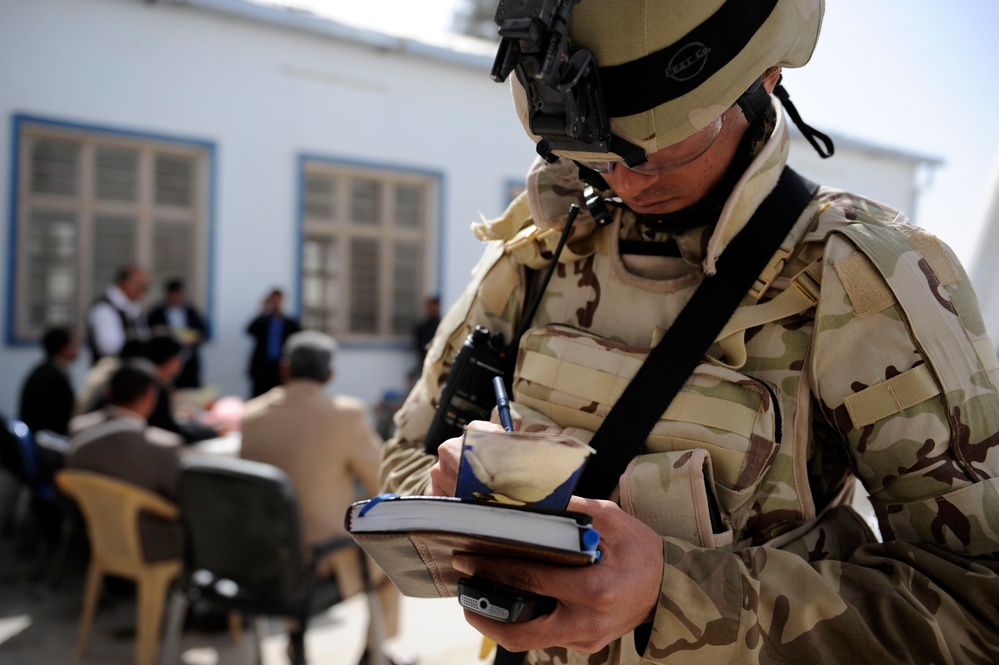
[575,166,817,500]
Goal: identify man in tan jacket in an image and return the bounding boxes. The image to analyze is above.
[240,331,403,665]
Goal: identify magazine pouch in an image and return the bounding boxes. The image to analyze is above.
[619,450,733,548]
[511,324,782,542]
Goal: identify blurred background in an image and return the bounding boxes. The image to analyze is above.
[1,0,997,418]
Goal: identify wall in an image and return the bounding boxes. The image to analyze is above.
[0,0,535,414]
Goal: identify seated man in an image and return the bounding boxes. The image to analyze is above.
[19,326,80,436]
[67,359,183,561]
[240,331,403,665]
[142,335,221,444]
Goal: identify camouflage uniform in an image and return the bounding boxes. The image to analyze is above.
[380,102,999,663]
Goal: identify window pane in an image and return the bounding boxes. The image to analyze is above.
[303,237,339,334]
[349,238,379,333]
[30,138,79,196]
[95,147,139,202]
[395,184,425,228]
[155,154,194,207]
[351,180,382,225]
[153,221,193,286]
[25,210,78,328]
[305,175,338,220]
[392,241,421,335]
[92,215,137,298]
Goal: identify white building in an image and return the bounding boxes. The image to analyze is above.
[0,0,941,418]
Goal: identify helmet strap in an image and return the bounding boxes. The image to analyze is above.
[774,81,835,158]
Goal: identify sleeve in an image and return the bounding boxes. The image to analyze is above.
[189,306,209,339]
[89,301,125,357]
[345,406,383,497]
[379,240,525,496]
[643,226,999,663]
[246,315,264,336]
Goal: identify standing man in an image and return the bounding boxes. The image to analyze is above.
[380,1,999,663]
[19,326,79,436]
[147,279,209,389]
[240,331,403,665]
[245,289,301,398]
[87,265,150,365]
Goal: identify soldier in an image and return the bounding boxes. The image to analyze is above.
[380,1,999,663]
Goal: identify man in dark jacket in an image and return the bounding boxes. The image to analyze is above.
[245,289,301,398]
[147,279,209,389]
[19,326,80,436]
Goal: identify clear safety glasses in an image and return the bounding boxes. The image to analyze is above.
[577,112,726,175]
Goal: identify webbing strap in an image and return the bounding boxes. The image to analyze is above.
[575,167,817,500]
[844,336,999,428]
[714,260,822,368]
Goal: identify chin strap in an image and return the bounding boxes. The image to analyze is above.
[774,81,834,158]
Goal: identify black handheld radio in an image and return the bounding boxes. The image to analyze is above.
[422,205,580,454]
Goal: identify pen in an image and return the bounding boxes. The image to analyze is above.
[492,376,515,432]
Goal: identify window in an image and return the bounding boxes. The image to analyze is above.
[301,160,438,342]
[9,119,211,342]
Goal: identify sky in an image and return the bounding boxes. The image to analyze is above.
[269,0,999,268]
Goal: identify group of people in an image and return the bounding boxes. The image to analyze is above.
[10,267,414,665]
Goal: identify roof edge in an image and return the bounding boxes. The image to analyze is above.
[157,0,496,70]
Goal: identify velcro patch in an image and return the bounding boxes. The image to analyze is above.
[899,226,959,286]
[833,252,894,317]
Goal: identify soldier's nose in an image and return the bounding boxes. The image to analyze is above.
[605,166,659,199]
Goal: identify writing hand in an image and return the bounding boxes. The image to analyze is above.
[451,496,663,655]
[428,420,505,497]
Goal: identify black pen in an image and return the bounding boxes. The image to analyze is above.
[492,376,515,432]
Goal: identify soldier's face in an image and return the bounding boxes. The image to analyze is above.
[602,107,747,214]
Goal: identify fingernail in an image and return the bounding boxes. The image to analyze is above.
[452,556,471,574]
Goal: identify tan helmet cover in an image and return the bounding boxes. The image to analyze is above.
[512,0,824,162]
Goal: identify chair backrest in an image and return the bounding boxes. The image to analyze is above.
[55,469,179,575]
[178,456,305,608]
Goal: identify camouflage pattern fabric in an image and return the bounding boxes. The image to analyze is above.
[379,102,999,663]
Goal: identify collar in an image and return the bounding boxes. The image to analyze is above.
[106,285,143,317]
[701,99,789,275]
[106,405,148,424]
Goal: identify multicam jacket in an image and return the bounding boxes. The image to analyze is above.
[379,103,999,664]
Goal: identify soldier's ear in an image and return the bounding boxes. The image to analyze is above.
[763,67,782,93]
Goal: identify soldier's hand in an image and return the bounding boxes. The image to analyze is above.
[450,496,664,654]
[428,420,505,497]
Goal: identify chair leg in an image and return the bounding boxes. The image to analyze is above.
[75,562,104,658]
[157,587,190,665]
[136,568,175,665]
[289,625,306,665]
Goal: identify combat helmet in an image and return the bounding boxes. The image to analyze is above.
[491,0,829,167]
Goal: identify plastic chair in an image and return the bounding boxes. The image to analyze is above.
[159,456,373,665]
[55,469,181,665]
